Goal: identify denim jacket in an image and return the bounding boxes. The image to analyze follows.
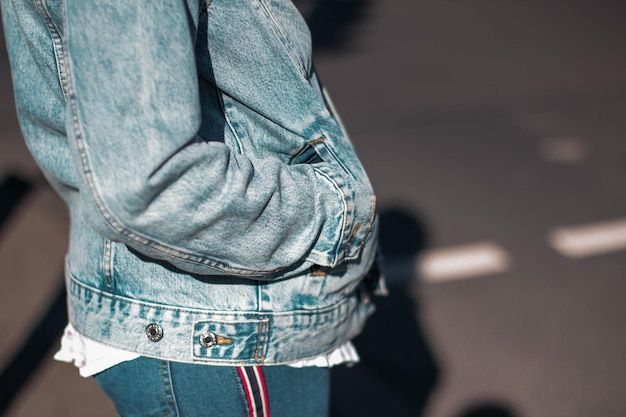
[3,0,381,365]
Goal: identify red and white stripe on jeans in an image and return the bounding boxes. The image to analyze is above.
[237,366,271,417]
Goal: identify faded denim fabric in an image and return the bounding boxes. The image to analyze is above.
[2,0,381,365]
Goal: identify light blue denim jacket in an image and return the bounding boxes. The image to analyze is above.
[3,0,381,365]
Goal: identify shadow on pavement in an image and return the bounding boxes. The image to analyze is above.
[455,402,520,417]
[0,174,68,416]
[0,284,67,416]
[295,0,375,52]
[330,207,440,416]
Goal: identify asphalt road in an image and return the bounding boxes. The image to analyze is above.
[2,1,626,416]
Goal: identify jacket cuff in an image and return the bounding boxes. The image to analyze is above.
[307,164,377,267]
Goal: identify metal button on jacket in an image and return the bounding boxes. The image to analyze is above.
[199,331,217,348]
[145,323,163,342]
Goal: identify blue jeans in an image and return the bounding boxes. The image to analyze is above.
[94,357,330,417]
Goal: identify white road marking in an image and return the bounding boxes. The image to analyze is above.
[548,218,626,258]
[538,137,588,163]
[418,241,511,283]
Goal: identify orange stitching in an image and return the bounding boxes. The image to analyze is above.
[351,222,361,238]
[254,322,262,362]
[254,321,269,365]
[345,222,361,251]
[307,137,325,146]
[260,321,268,365]
[216,335,233,345]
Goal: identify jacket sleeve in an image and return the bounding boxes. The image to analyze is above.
[64,0,352,277]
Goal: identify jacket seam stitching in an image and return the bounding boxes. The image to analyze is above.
[34,0,69,100]
[68,271,353,316]
[255,0,309,79]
